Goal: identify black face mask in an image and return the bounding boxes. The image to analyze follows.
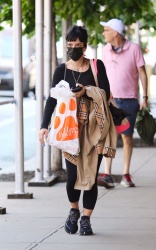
[67,47,83,61]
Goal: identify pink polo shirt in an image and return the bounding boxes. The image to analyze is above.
[103,40,145,99]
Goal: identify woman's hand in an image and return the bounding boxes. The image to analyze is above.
[38,128,48,145]
[74,83,86,98]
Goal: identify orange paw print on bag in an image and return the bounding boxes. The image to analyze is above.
[53,98,78,141]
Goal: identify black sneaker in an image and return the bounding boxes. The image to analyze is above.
[80,216,93,236]
[64,208,80,234]
[97,174,114,189]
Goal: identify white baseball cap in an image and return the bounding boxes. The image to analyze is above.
[100,18,125,36]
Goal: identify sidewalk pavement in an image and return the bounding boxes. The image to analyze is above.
[0,146,156,250]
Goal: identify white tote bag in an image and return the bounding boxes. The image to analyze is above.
[48,80,80,155]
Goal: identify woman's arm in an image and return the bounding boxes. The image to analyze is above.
[40,64,65,129]
[39,64,65,144]
[96,59,110,100]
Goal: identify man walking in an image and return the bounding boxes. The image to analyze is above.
[98,18,148,188]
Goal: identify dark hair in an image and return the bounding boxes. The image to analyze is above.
[66,25,88,48]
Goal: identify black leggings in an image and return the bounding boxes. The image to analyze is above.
[65,154,103,210]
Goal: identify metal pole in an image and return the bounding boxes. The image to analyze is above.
[135,21,140,45]
[13,0,25,194]
[43,0,52,178]
[8,1,32,198]
[29,0,57,186]
[62,19,68,63]
[135,21,141,103]
[35,0,44,181]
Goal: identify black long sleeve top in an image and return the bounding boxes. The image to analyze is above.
[41,59,110,129]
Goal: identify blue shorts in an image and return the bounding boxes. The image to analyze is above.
[114,98,139,135]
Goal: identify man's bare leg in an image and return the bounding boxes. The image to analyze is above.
[121,134,133,174]
[97,157,114,188]
[103,157,113,175]
[121,134,135,187]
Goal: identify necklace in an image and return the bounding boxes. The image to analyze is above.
[71,59,84,84]
[72,70,82,84]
